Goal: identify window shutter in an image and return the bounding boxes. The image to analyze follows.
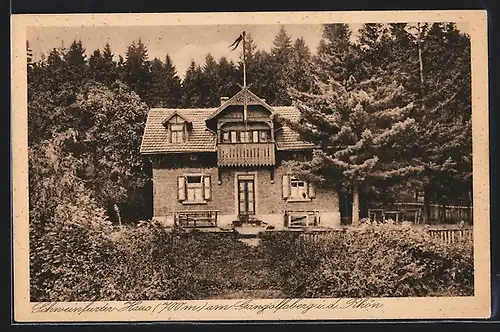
[308,183,316,198]
[177,176,186,201]
[204,176,211,200]
[282,175,290,199]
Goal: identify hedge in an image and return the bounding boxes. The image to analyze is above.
[260,224,474,298]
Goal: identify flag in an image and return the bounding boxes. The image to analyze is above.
[229,31,246,51]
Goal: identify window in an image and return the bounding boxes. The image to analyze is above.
[252,131,259,143]
[178,175,211,204]
[230,131,237,143]
[170,124,185,143]
[260,130,269,142]
[240,131,251,143]
[290,180,308,199]
[222,132,230,143]
[282,175,315,201]
[186,176,203,202]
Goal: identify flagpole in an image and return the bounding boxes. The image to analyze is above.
[242,32,248,124]
[243,32,247,88]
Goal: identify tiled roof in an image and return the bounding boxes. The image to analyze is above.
[273,106,316,151]
[140,108,217,154]
[140,106,315,154]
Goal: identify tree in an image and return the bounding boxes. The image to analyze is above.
[181,60,204,107]
[148,55,183,107]
[163,54,183,107]
[63,40,88,85]
[216,57,239,100]
[270,26,294,105]
[148,58,167,107]
[201,54,219,107]
[407,23,472,222]
[283,24,420,226]
[28,130,109,230]
[88,43,118,86]
[315,24,360,83]
[289,37,314,93]
[123,39,152,104]
[67,80,151,222]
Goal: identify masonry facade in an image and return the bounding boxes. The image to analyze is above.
[140,88,341,230]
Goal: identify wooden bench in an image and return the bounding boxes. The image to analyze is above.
[369,207,422,224]
[284,210,324,228]
[174,210,219,228]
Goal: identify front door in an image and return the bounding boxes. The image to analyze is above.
[238,179,255,216]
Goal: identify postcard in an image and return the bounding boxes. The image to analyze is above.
[11,10,490,322]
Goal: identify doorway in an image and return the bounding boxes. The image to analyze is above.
[237,178,255,216]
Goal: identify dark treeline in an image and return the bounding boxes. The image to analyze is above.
[27,24,471,226]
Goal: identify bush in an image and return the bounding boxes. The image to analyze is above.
[30,219,270,301]
[261,224,474,298]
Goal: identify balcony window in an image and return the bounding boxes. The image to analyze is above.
[220,129,272,144]
[260,130,269,142]
[252,131,259,143]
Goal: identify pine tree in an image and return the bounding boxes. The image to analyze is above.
[315,24,360,83]
[270,26,294,105]
[88,43,118,86]
[181,60,204,107]
[123,39,152,104]
[201,53,219,107]
[216,57,239,100]
[163,54,182,107]
[289,37,314,93]
[63,40,88,85]
[357,23,392,79]
[284,24,420,226]
[147,55,182,108]
[148,58,167,107]
[406,23,472,222]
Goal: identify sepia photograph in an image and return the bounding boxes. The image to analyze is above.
[11,11,490,322]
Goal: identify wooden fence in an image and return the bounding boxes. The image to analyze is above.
[367,202,473,224]
[294,226,473,245]
[427,227,473,244]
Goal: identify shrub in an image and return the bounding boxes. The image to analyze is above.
[31,219,267,301]
[261,224,474,298]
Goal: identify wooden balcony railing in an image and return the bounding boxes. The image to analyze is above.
[217,143,275,166]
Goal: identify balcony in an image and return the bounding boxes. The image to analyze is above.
[217,143,275,167]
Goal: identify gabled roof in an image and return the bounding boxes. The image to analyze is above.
[140,108,217,154]
[161,111,192,126]
[273,106,316,151]
[140,106,315,155]
[207,87,275,121]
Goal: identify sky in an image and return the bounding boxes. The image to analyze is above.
[27,23,469,80]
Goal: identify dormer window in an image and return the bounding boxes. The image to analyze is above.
[162,112,191,144]
[170,123,185,143]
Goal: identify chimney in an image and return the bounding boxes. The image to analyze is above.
[220,96,229,106]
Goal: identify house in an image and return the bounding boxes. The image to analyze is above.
[140,87,341,230]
